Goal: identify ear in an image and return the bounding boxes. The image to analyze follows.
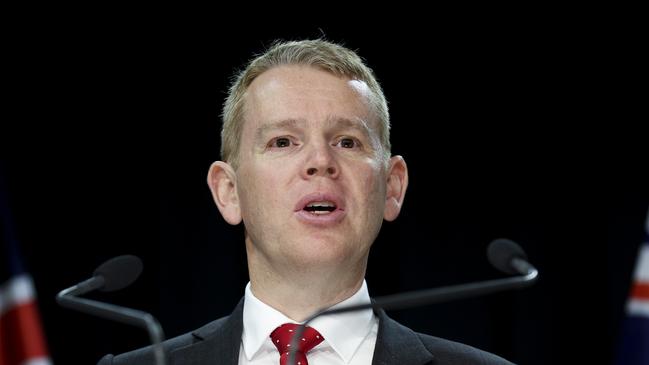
[207,161,242,225]
[383,155,409,221]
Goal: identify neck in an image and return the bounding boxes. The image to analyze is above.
[246,241,368,322]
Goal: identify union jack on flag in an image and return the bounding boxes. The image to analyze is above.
[1,168,52,365]
[614,208,649,365]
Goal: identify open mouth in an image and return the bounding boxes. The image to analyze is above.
[295,193,345,225]
[303,201,337,215]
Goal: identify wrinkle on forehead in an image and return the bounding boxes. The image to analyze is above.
[248,65,371,104]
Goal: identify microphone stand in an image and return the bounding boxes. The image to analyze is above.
[56,267,167,365]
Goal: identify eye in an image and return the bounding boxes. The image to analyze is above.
[337,138,358,148]
[270,137,292,148]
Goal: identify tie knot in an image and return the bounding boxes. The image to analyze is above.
[270,323,323,363]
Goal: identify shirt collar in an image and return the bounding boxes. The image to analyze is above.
[242,280,376,363]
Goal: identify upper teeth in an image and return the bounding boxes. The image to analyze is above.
[307,201,335,208]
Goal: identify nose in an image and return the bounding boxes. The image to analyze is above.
[302,144,340,179]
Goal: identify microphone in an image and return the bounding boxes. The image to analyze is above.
[487,238,536,275]
[56,255,167,365]
[288,238,538,365]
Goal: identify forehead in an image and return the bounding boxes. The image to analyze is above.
[242,65,377,132]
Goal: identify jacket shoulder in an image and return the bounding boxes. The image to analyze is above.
[415,331,515,365]
[374,307,515,365]
[96,316,230,365]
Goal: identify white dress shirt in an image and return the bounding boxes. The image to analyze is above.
[238,280,378,364]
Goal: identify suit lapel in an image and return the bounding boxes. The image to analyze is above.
[169,298,244,365]
[371,308,434,365]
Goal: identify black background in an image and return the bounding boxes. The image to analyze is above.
[3,13,647,365]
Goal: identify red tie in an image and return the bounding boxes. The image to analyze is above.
[270,323,324,365]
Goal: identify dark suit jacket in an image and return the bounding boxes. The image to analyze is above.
[98,299,514,365]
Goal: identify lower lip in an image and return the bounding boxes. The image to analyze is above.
[295,209,346,226]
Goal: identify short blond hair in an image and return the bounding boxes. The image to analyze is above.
[221,39,391,169]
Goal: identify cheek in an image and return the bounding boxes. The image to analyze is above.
[237,165,286,221]
[354,167,387,214]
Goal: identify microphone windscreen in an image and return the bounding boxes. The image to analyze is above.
[487,238,528,275]
[94,255,143,292]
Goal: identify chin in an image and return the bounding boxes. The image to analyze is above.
[287,243,364,268]
[295,248,348,262]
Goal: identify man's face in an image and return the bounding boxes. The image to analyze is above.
[235,65,391,270]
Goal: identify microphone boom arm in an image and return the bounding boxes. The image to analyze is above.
[56,292,165,346]
[288,266,538,365]
[328,266,537,316]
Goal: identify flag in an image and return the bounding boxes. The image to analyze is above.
[614,209,649,365]
[0,168,52,365]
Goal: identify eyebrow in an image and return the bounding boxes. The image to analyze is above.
[254,117,373,144]
[329,116,373,138]
[254,119,301,144]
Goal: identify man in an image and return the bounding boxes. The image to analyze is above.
[99,39,514,364]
